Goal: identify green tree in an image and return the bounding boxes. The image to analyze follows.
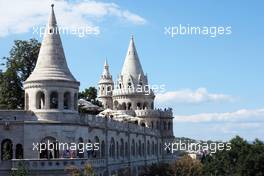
[10,161,29,176]
[79,87,102,107]
[139,163,174,176]
[83,163,96,176]
[171,155,203,176]
[202,136,264,176]
[65,163,96,176]
[79,87,97,102]
[65,165,81,176]
[0,39,40,109]
[0,68,23,109]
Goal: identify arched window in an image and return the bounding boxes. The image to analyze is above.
[114,101,119,110]
[155,143,158,154]
[1,139,13,160]
[101,140,105,158]
[127,102,132,110]
[160,143,162,155]
[163,122,167,130]
[120,139,124,158]
[135,142,138,156]
[110,138,115,158]
[131,139,135,156]
[94,136,100,158]
[143,102,148,110]
[136,102,141,110]
[152,141,155,155]
[15,144,23,159]
[142,142,145,157]
[125,142,129,158]
[63,92,71,109]
[151,121,154,129]
[147,140,150,156]
[107,85,111,92]
[74,93,78,110]
[50,91,58,109]
[128,82,132,88]
[116,141,119,158]
[151,102,154,109]
[36,91,45,109]
[39,137,59,159]
[168,122,171,130]
[139,140,142,157]
[25,93,29,110]
[87,139,92,158]
[77,137,84,158]
[121,102,126,110]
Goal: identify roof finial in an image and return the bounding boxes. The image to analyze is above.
[51,4,54,8]
[131,34,134,40]
[104,58,108,67]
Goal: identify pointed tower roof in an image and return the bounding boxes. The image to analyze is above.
[99,58,113,84]
[121,35,144,79]
[102,58,111,77]
[25,4,77,83]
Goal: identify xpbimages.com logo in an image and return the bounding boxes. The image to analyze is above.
[32,26,100,38]
[164,24,232,38]
[32,140,99,154]
[164,140,231,154]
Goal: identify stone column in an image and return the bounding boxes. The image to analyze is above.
[58,91,63,110]
[70,91,74,110]
[45,90,50,109]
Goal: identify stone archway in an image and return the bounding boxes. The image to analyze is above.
[39,136,59,159]
[15,144,23,159]
[1,139,13,160]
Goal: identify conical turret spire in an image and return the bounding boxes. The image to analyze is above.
[102,58,111,77]
[25,4,77,82]
[121,35,144,79]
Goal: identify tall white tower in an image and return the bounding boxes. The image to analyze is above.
[112,36,155,110]
[98,59,114,109]
[24,5,80,120]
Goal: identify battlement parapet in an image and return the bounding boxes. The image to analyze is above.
[112,88,154,97]
[135,108,173,118]
[0,110,35,121]
[80,114,159,135]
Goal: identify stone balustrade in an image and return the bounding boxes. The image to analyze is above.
[11,157,170,171]
[11,158,106,171]
[80,114,160,136]
[0,110,35,121]
[112,88,154,97]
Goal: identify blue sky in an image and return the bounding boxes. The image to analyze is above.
[0,0,264,141]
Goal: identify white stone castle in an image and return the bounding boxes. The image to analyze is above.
[0,5,176,176]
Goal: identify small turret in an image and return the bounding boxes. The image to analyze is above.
[98,59,114,109]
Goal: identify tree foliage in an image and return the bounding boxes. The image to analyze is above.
[140,136,264,176]
[10,161,29,176]
[0,39,40,109]
[139,163,174,176]
[202,136,264,176]
[172,155,203,176]
[79,87,102,107]
[79,87,97,102]
[65,163,95,176]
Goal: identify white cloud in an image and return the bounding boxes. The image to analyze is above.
[156,88,233,104]
[0,0,146,37]
[174,108,264,123]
